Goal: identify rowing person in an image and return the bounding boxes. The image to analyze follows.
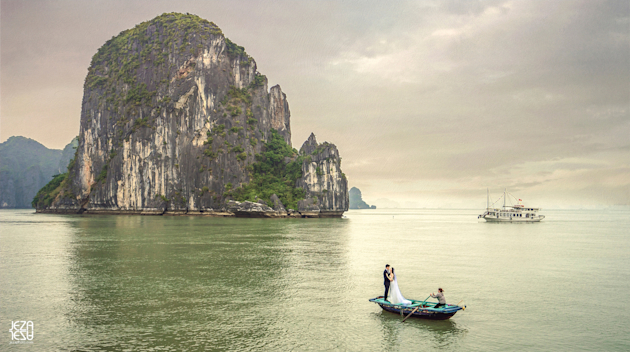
[431,288,446,308]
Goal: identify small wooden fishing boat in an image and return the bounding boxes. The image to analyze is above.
[369,296,465,320]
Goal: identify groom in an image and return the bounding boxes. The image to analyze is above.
[383,264,393,302]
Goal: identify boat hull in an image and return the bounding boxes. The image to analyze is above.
[482,216,543,222]
[380,304,456,320]
[369,297,462,320]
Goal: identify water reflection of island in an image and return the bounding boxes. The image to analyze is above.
[67,216,301,350]
[66,215,353,350]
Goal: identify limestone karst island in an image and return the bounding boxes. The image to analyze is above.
[32,13,349,218]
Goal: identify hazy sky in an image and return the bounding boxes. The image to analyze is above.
[2,0,629,208]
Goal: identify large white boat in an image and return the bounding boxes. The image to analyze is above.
[478,189,545,222]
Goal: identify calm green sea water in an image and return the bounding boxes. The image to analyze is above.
[1,208,629,351]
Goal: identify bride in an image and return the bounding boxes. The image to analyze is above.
[388,267,411,305]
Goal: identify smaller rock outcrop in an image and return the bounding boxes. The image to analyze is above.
[296,133,349,217]
[270,194,286,212]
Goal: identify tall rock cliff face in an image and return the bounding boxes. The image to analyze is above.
[37,13,347,217]
[296,134,349,217]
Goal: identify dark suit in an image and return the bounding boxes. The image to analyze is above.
[383,269,391,300]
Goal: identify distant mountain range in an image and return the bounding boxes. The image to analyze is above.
[0,136,77,208]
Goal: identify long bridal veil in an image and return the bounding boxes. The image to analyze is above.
[389,274,412,305]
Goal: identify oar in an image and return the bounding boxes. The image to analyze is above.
[402,295,430,323]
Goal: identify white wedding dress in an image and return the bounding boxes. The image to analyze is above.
[388,274,412,305]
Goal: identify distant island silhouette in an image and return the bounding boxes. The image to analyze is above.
[349,187,376,209]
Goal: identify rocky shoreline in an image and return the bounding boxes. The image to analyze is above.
[35,198,344,218]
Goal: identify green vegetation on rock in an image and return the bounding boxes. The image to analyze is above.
[86,12,222,91]
[230,129,305,209]
[96,164,108,183]
[155,194,170,203]
[31,173,67,208]
[220,86,252,121]
[125,83,156,106]
[248,72,266,89]
[225,38,247,59]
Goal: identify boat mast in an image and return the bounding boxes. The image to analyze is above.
[487,188,490,210]
[503,188,506,209]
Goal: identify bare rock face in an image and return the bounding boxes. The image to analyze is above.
[268,87,291,143]
[270,194,286,212]
[297,197,320,218]
[296,133,349,217]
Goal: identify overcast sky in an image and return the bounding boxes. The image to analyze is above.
[1,0,629,208]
